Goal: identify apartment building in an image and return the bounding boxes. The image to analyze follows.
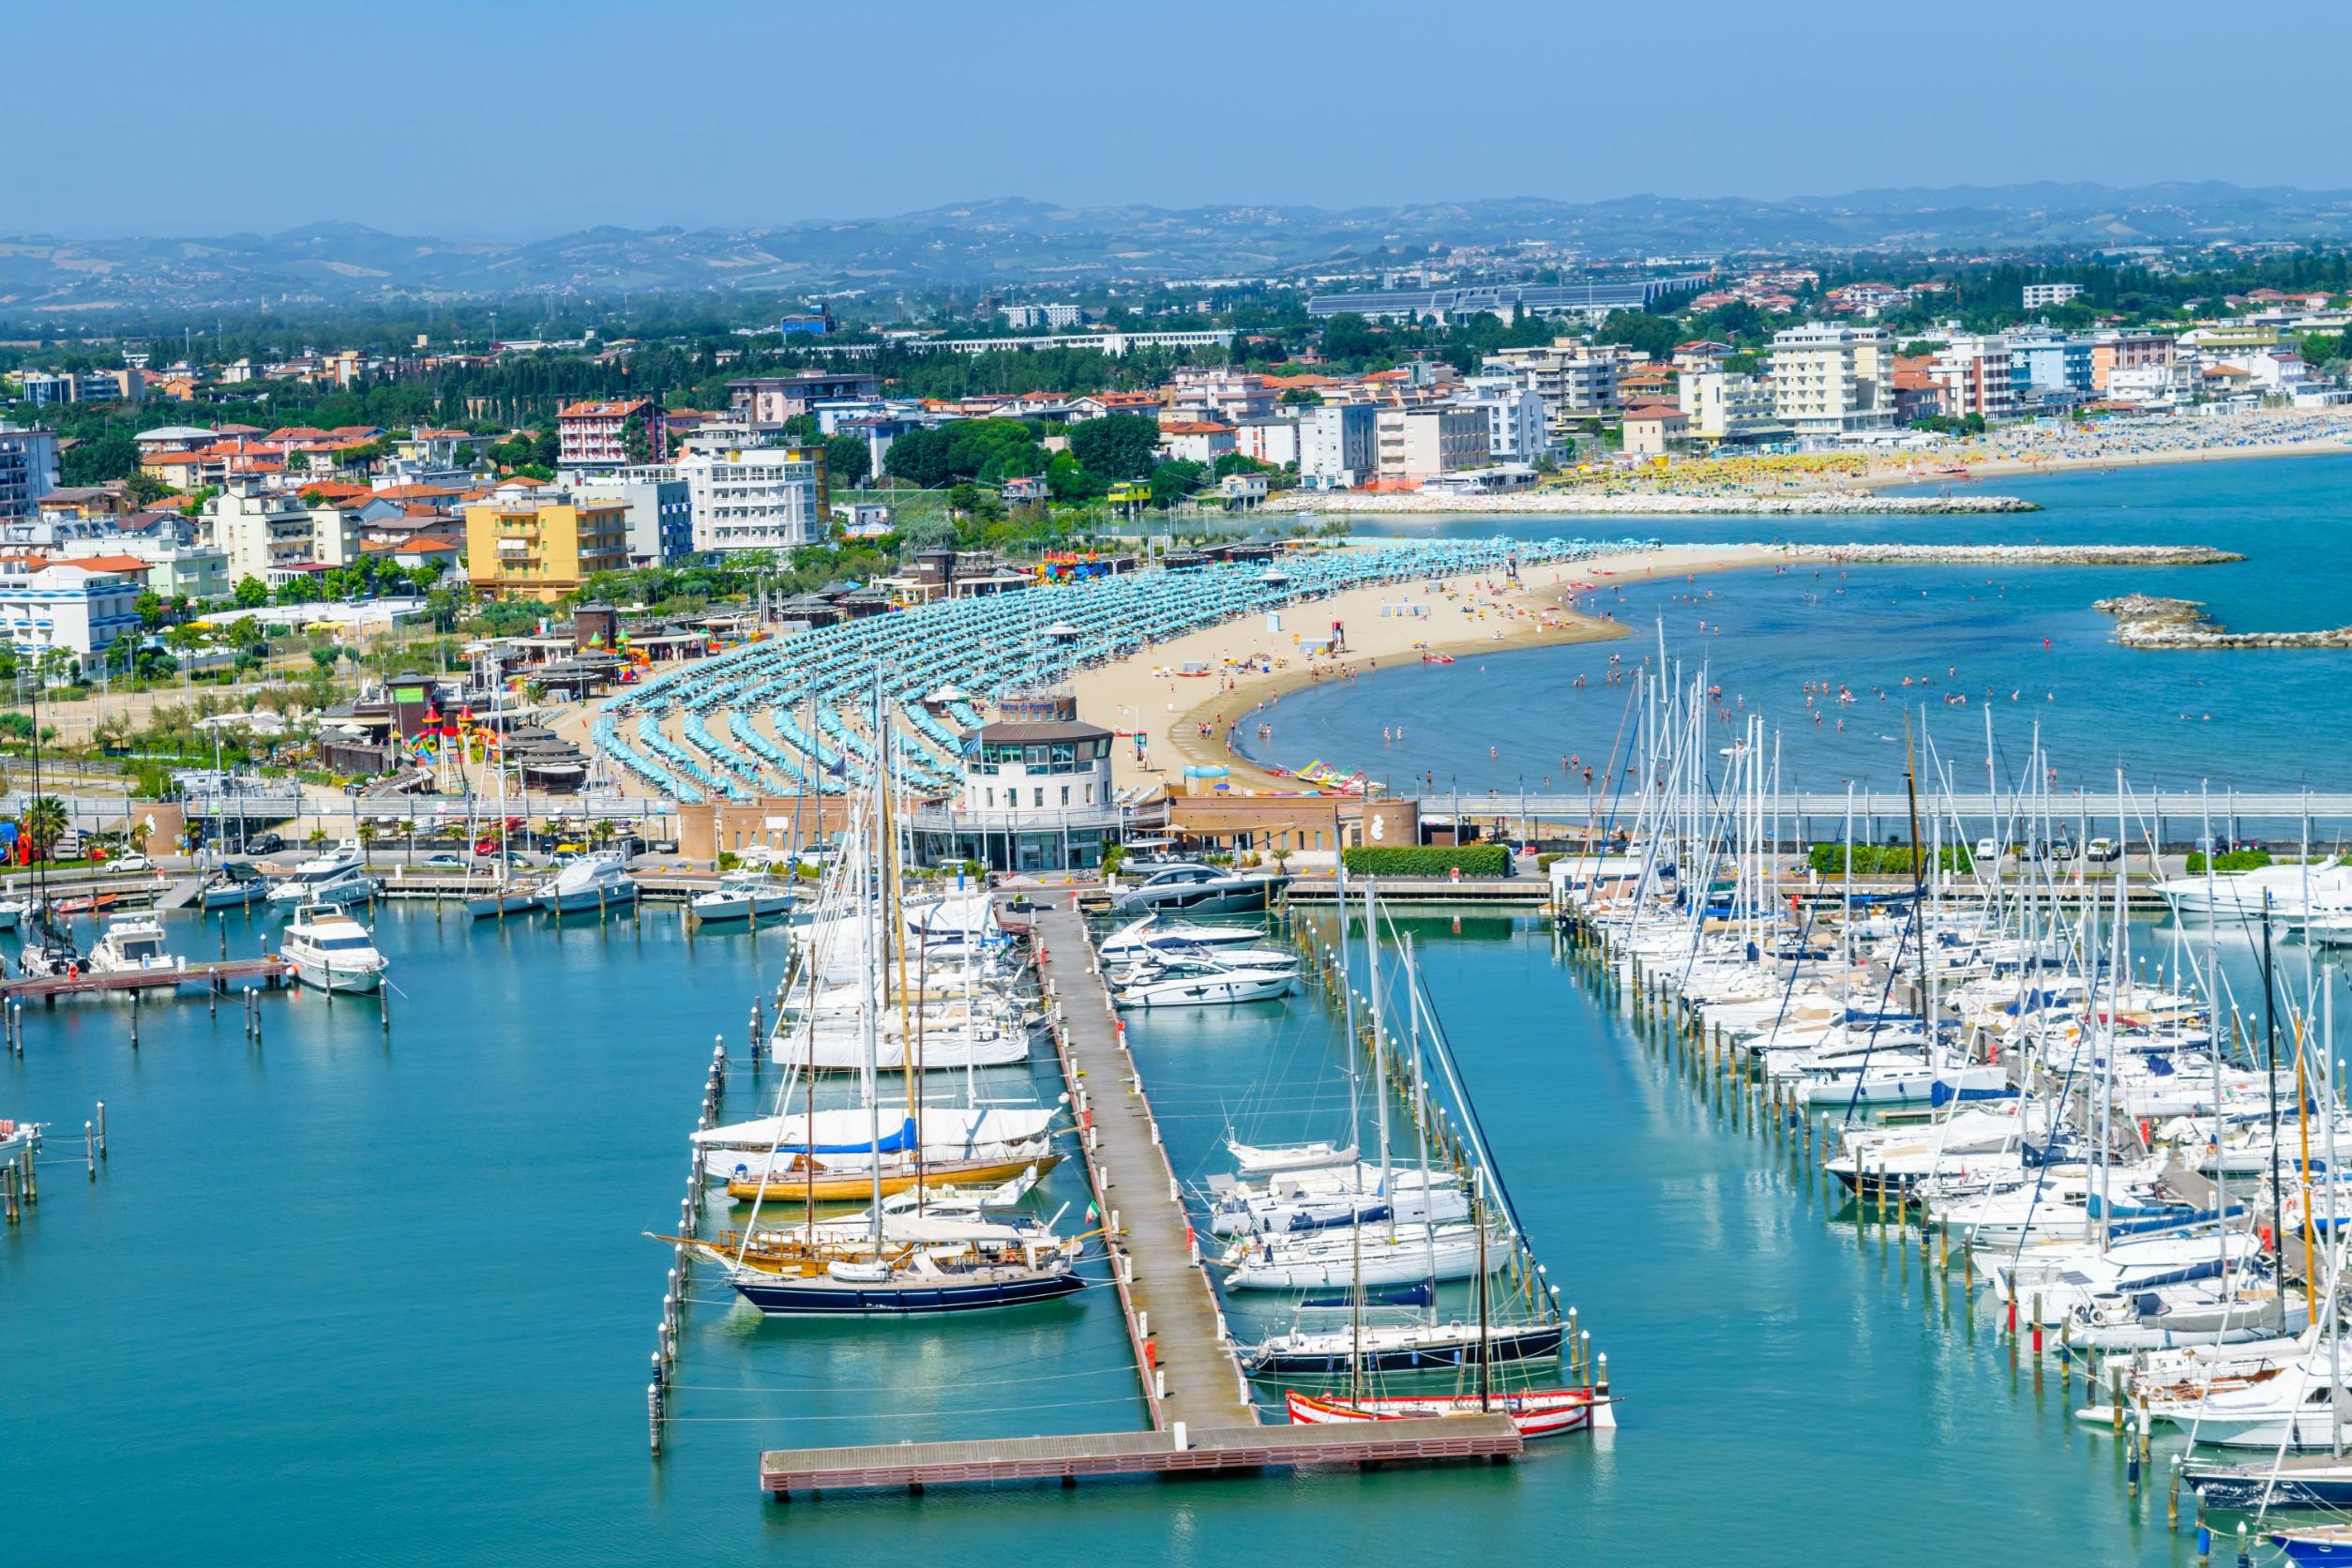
[1481,342,1629,442]
[461,487,630,601]
[2022,282,2084,309]
[559,469,695,565]
[2089,332,2176,394]
[1459,378,1548,460]
[1767,324,1894,438]
[61,536,231,601]
[727,374,882,426]
[671,445,828,552]
[0,558,141,672]
[1928,335,2017,422]
[1676,369,1783,444]
[1163,369,1278,425]
[556,399,666,468]
[1374,407,1487,483]
[2004,327,2094,405]
[1299,402,1377,489]
[205,479,359,586]
[0,424,62,523]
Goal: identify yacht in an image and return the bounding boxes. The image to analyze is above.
[1099,912,1272,959]
[2153,862,2352,925]
[541,853,638,915]
[279,903,388,993]
[266,846,376,906]
[1108,862,1280,916]
[87,913,177,976]
[199,862,271,911]
[690,869,799,925]
[1110,951,1297,1008]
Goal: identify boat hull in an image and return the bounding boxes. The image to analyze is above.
[727,1269,1083,1316]
[1284,1387,1604,1438]
[1248,1324,1563,1376]
[724,1153,1063,1204]
[293,958,384,994]
[543,884,638,914]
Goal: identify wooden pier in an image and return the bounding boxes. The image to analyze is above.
[749,896,1540,1504]
[1033,899,1259,1431]
[0,956,292,1003]
[761,1414,1520,1497]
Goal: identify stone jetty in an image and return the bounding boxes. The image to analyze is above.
[1782,543,2243,566]
[1270,491,2039,517]
[2093,593,2352,649]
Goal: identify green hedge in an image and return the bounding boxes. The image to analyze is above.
[2185,849,2271,874]
[1806,843,1972,876]
[1341,845,1509,877]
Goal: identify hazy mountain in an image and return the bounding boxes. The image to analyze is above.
[5,183,2351,319]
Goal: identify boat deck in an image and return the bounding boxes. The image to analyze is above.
[760,1413,1520,1496]
[1033,900,1260,1431]
[0,956,292,1002]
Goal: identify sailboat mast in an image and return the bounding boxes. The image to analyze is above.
[1365,875,1391,1239]
[1407,934,1439,1324]
[2264,900,2284,1279]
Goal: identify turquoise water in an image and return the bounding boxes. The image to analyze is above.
[7,457,2346,1564]
[7,896,2303,1567]
[1273,456,2352,807]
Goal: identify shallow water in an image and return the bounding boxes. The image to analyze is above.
[1261,456,2352,812]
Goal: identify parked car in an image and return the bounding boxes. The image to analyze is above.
[2085,837,2120,864]
[110,853,155,873]
[419,852,468,868]
[1974,837,2000,864]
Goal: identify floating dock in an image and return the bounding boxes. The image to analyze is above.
[761,1414,1520,1497]
[0,956,292,1003]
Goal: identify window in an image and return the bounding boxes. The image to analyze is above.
[1060,786,1070,807]
[984,787,994,808]
[1033,788,1044,808]
[1050,743,1075,771]
[1025,745,1048,768]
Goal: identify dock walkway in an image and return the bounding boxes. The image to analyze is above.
[761,1414,1519,1496]
[0,956,291,1002]
[1033,901,1259,1431]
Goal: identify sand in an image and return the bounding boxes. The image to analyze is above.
[1069,543,1779,796]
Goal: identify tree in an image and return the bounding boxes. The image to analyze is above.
[621,419,653,465]
[1318,313,1384,362]
[135,591,168,630]
[36,647,79,687]
[1149,460,1206,508]
[233,576,270,608]
[1278,387,1323,406]
[20,795,68,862]
[822,431,871,487]
[1593,309,1682,362]
[1067,414,1160,481]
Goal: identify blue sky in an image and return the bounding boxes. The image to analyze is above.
[21,0,2349,237]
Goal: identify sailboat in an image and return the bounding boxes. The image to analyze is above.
[684,686,1083,1315]
[17,680,80,978]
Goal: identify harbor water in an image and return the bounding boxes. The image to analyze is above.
[0,896,2283,1566]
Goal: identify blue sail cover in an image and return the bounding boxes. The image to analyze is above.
[1302,1280,1437,1309]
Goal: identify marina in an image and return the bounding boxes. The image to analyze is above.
[4,463,2351,1565]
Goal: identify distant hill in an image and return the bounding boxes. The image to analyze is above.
[6,183,2351,318]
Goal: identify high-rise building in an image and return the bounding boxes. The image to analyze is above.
[1374,407,1487,482]
[556,399,666,468]
[671,445,828,552]
[1767,324,1894,438]
[559,470,695,565]
[1929,335,2017,421]
[1298,403,1377,489]
[0,423,62,522]
[204,479,360,586]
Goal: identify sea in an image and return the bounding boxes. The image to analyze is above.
[5,456,2347,1566]
[1254,455,2352,824]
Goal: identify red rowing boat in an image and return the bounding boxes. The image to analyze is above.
[1285,1386,1609,1438]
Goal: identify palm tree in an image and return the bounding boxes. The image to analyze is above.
[21,795,68,862]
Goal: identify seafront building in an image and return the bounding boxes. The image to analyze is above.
[1766,324,1895,439]
[461,485,629,601]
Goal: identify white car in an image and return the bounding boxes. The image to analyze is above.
[110,853,155,873]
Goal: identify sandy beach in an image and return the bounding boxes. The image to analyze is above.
[1069,543,1779,795]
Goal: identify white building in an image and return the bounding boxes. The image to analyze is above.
[2023,282,2085,309]
[1375,407,1487,483]
[1229,417,1302,468]
[1459,378,1548,461]
[204,479,359,586]
[671,445,826,552]
[1001,303,1090,329]
[0,559,141,673]
[0,424,62,523]
[1768,324,1894,439]
[1677,369,1782,443]
[1481,343,1628,420]
[1929,335,2017,422]
[558,469,695,565]
[1299,402,1377,489]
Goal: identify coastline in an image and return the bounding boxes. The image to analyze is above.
[1071,543,1779,795]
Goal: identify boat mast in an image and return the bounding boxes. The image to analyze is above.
[2264,897,2284,1283]
[1364,875,1391,1240]
[863,779,885,1261]
[1475,1170,1491,1413]
[1407,933,1439,1328]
